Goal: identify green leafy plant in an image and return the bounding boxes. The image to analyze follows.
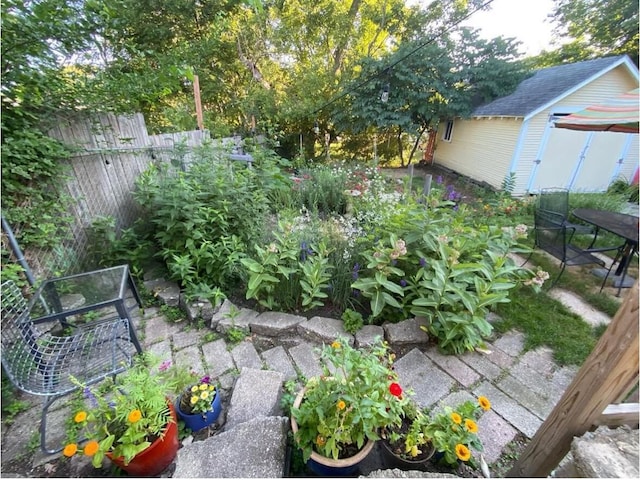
[341,308,364,334]
[63,353,176,468]
[176,376,218,416]
[424,397,491,467]
[225,326,249,345]
[383,401,432,460]
[291,337,409,462]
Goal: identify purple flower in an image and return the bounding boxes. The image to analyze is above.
[419,257,427,268]
[83,387,98,409]
[400,279,407,287]
[352,263,360,280]
[352,288,360,298]
[436,175,443,184]
[200,375,211,384]
[158,359,172,372]
[453,204,459,211]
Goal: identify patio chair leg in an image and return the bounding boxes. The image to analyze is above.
[40,395,64,454]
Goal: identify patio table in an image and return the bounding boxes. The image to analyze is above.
[572,208,639,296]
[26,264,143,353]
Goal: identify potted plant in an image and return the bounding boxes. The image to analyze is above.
[424,396,491,468]
[174,375,222,432]
[290,337,409,475]
[380,401,436,469]
[63,353,179,477]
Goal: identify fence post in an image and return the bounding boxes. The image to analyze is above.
[507,281,639,477]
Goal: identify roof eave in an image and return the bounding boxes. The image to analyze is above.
[523,56,640,122]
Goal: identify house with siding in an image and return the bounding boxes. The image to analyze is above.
[433,55,639,196]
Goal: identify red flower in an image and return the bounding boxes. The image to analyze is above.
[389,383,402,397]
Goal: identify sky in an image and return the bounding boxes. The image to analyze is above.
[460,0,557,57]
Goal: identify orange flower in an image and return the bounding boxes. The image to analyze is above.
[336,400,346,410]
[465,418,478,433]
[63,443,78,457]
[83,440,99,456]
[316,435,326,447]
[127,409,142,423]
[74,411,87,423]
[478,396,491,411]
[450,412,462,424]
[455,443,471,462]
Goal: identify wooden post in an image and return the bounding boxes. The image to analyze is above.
[507,281,639,477]
[193,75,204,131]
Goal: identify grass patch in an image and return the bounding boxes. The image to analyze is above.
[494,286,600,366]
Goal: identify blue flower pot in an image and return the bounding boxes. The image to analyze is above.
[175,388,222,432]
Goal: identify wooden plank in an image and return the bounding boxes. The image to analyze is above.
[507,281,639,477]
[596,403,640,428]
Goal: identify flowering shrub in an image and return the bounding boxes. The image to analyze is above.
[63,354,175,468]
[424,397,491,466]
[291,337,409,462]
[177,377,217,416]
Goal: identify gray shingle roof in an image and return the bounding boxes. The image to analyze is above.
[472,55,629,117]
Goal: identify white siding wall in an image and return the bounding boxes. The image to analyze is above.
[518,66,639,194]
[434,118,521,189]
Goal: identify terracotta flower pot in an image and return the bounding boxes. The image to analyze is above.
[290,387,375,476]
[107,403,179,477]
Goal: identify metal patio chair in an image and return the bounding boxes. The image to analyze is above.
[1,280,135,453]
[538,188,594,242]
[532,209,608,287]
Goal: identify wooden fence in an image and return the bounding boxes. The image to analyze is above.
[3,113,209,281]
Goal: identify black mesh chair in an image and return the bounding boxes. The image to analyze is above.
[538,188,593,241]
[533,209,606,287]
[1,280,135,453]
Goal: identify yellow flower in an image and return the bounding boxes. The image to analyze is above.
[465,419,478,433]
[200,391,209,400]
[451,412,462,424]
[209,385,215,391]
[406,445,420,457]
[83,440,99,456]
[455,444,471,461]
[191,385,199,393]
[199,384,208,391]
[478,396,491,411]
[331,341,341,349]
[74,411,87,423]
[191,395,199,404]
[336,400,346,410]
[316,435,326,447]
[127,409,142,423]
[63,443,78,457]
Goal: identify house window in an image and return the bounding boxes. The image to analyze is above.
[442,120,454,142]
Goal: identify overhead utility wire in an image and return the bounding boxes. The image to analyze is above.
[310,0,496,116]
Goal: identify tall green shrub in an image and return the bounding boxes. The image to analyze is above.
[134,148,271,292]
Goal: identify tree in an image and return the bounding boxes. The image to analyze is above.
[334,27,526,165]
[532,0,638,67]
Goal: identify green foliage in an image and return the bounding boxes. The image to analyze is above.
[1,368,30,423]
[292,166,348,215]
[87,216,155,274]
[159,305,185,323]
[341,308,364,334]
[423,399,488,467]
[607,177,639,203]
[538,0,638,65]
[292,338,409,462]
[225,326,249,346]
[66,354,173,468]
[0,130,73,250]
[134,145,277,293]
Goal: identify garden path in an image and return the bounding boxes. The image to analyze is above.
[2,283,608,478]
